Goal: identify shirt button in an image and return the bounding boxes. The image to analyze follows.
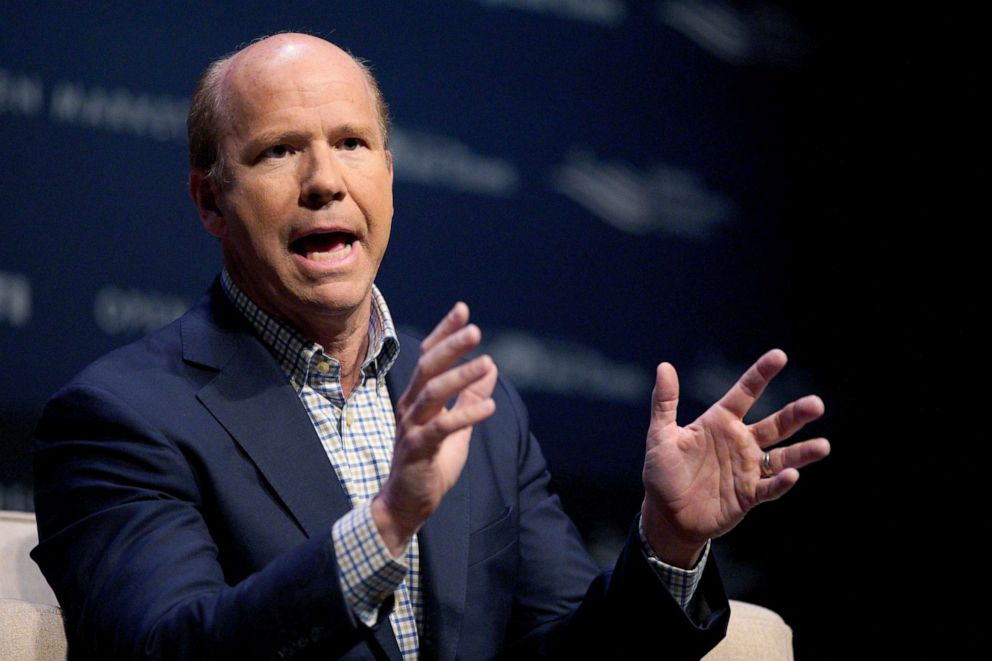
[317,361,331,374]
[345,412,354,427]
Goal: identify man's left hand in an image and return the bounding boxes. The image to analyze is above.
[640,349,830,568]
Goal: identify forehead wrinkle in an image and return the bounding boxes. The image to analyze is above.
[214,35,386,163]
[231,92,381,155]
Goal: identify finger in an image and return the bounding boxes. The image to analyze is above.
[420,302,470,354]
[754,467,799,503]
[718,349,788,419]
[405,355,495,425]
[650,362,680,428]
[400,323,482,409]
[468,355,499,401]
[750,395,825,448]
[404,388,498,457]
[428,395,497,439]
[767,438,831,473]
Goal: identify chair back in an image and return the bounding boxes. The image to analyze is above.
[1,510,58,604]
[0,510,67,660]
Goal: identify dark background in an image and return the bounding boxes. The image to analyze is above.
[1,3,982,657]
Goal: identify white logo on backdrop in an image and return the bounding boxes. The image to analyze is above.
[0,271,32,327]
[655,0,812,68]
[50,82,187,141]
[391,127,520,197]
[473,0,627,27]
[397,324,651,404]
[0,68,44,117]
[486,330,650,404]
[93,286,188,336]
[0,67,187,141]
[551,149,732,239]
[686,352,812,421]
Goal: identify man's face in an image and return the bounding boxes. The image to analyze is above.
[198,36,393,339]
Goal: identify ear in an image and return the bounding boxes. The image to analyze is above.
[189,168,225,238]
[385,149,394,179]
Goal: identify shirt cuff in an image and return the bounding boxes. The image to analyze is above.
[333,503,409,626]
[637,516,710,610]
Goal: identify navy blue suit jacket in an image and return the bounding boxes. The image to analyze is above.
[32,281,729,659]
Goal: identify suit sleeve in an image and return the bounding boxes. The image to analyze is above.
[31,381,384,660]
[499,379,730,660]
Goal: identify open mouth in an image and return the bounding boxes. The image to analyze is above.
[290,231,355,262]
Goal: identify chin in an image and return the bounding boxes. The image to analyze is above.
[305,284,373,316]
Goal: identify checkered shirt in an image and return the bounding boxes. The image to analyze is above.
[221,271,708,652]
[639,518,709,608]
[221,271,421,659]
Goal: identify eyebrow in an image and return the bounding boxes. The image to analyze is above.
[242,124,380,156]
[240,130,308,159]
[333,123,381,147]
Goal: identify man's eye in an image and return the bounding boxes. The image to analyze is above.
[339,138,364,151]
[261,144,293,159]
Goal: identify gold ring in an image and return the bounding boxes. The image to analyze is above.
[760,451,775,478]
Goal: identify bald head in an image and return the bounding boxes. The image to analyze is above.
[187,33,390,184]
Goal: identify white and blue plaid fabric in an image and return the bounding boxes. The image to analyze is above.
[222,271,420,659]
[222,270,706,656]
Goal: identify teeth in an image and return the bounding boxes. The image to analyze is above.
[306,241,353,261]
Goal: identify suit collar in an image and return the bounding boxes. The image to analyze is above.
[179,278,244,371]
[182,285,469,660]
[218,270,401,391]
[182,281,353,537]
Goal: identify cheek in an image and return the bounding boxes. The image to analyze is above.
[229,178,295,229]
[368,193,392,250]
[354,171,394,224]
[247,176,293,209]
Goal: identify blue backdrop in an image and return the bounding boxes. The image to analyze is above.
[6,2,979,657]
[1,0,817,482]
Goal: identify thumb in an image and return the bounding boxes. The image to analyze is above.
[651,362,680,428]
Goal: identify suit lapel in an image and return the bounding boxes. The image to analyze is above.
[184,284,353,537]
[388,335,470,661]
[183,291,469,659]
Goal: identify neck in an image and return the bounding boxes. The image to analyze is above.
[222,269,376,399]
[311,308,370,399]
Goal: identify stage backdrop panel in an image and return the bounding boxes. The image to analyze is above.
[2,1,833,653]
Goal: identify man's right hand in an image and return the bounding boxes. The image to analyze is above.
[372,302,498,557]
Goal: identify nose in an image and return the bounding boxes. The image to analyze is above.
[299,144,346,209]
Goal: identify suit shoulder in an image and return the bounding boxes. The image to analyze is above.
[65,317,185,392]
[45,286,235,416]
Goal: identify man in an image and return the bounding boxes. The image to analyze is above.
[32,33,829,659]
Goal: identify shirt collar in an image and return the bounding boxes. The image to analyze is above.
[220,269,400,392]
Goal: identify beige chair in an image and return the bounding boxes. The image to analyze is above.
[704,600,793,660]
[1,510,792,659]
[0,510,67,660]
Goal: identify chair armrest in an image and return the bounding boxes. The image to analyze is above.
[703,599,793,660]
[0,598,68,661]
